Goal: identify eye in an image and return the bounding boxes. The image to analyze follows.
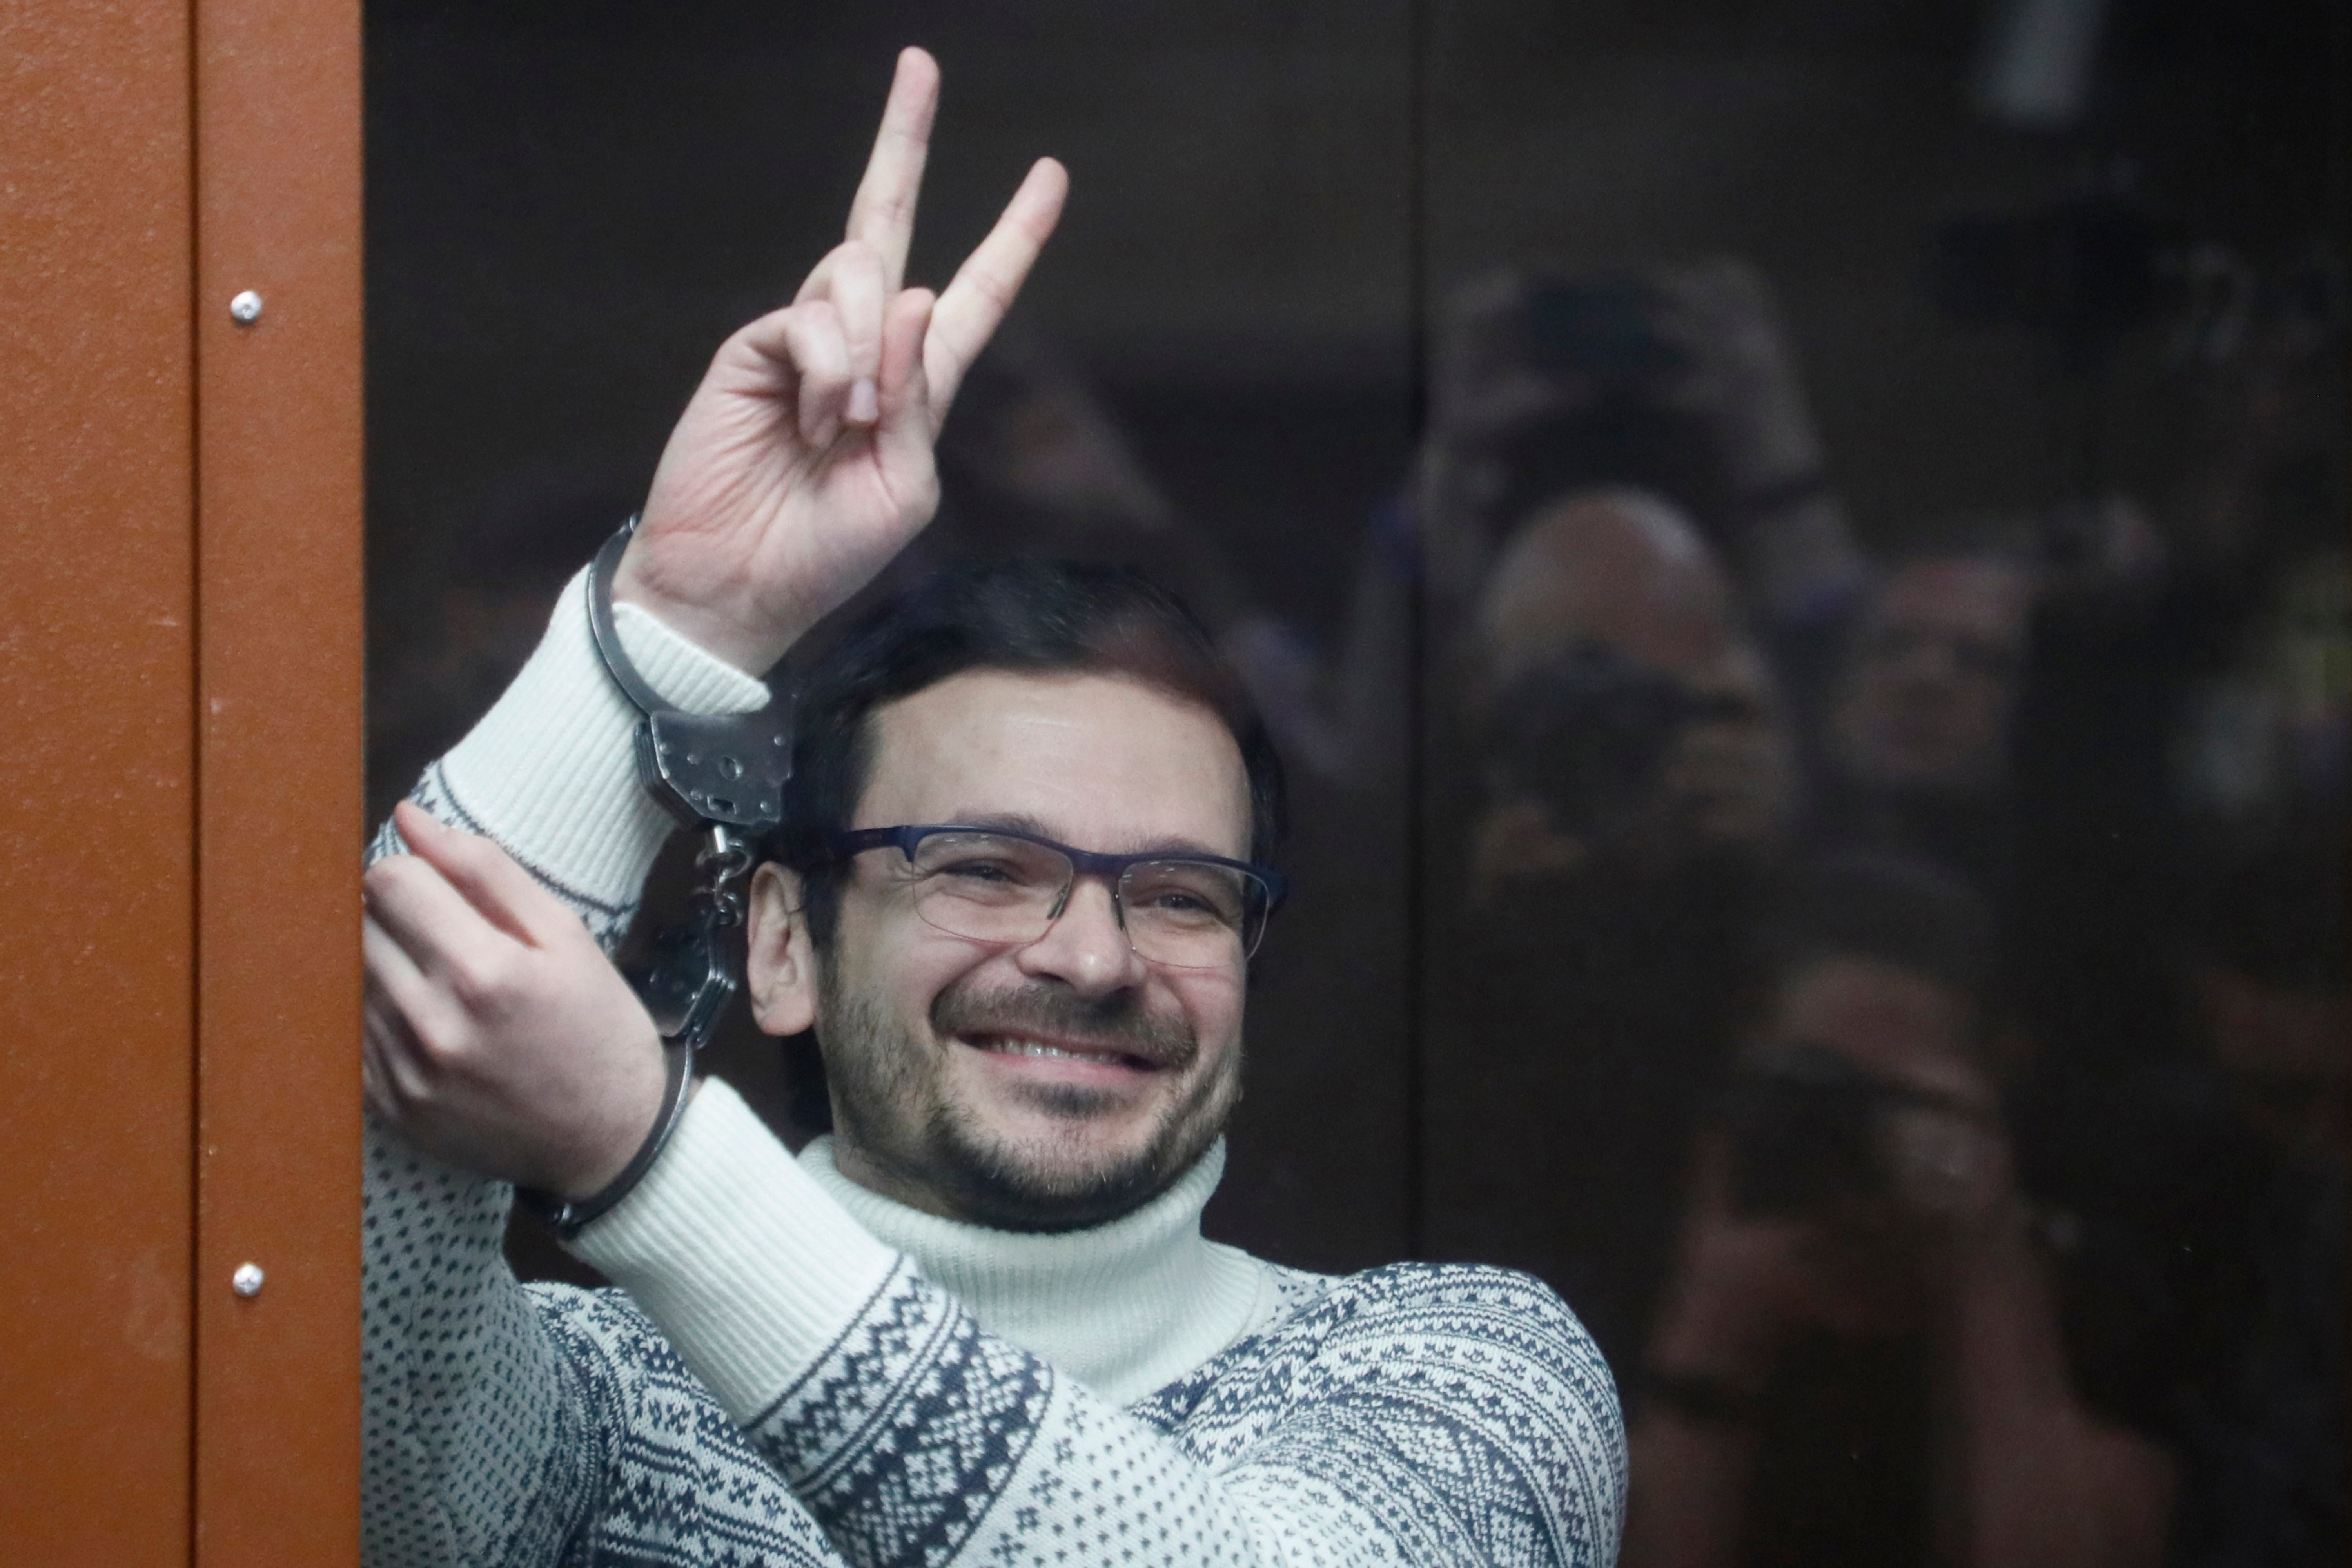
[911,835,1063,893]
[935,856,1021,884]
[1127,866,1247,926]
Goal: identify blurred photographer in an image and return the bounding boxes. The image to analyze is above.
[1624,855,2178,1568]
[1466,486,1800,897]
[1423,487,1800,1366]
[1234,260,1864,796]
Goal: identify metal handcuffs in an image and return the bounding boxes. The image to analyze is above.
[519,518,792,1238]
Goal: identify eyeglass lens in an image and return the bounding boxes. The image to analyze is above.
[898,831,1264,967]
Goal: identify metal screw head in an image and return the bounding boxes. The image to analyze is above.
[229,290,263,325]
[230,1262,265,1298]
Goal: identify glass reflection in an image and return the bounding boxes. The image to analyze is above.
[367,2,2345,1561]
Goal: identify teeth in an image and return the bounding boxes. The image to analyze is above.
[993,1038,1119,1063]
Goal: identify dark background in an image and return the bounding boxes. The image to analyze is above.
[365,0,2344,1274]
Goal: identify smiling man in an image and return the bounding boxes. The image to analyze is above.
[359,47,1622,1568]
[764,621,1272,1233]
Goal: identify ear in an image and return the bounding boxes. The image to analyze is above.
[746,862,820,1037]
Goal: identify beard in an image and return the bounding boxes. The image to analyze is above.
[815,962,1241,1232]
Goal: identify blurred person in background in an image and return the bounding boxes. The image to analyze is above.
[1463,486,1799,896]
[862,325,1258,641]
[2166,825,2347,1568]
[1622,853,2231,1568]
[1416,264,1866,640]
[1230,261,1865,796]
[1817,537,2038,885]
[1423,485,1800,1367]
[2006,245,2347,1088]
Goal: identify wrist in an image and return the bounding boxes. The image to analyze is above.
[610,575,783,680]
[563,1055,687,1197]
[520,1046,698,1239]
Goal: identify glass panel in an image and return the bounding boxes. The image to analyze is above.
[366,2,2344,1557]
[1419,2,2347,1561]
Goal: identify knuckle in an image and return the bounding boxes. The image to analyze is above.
[904,474,942,519]
[396,999,458,1060]
[445,946,521,1011]
[969,268,1014,309]
[793,312,850,374]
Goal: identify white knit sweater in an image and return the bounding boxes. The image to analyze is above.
[361,568,1626,1568]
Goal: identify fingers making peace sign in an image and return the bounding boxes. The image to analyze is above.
[617,47,1069,673]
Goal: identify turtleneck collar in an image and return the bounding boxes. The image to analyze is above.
[797,1136,1278,1405]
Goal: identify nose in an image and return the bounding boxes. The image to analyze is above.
[1013,873,1148,997]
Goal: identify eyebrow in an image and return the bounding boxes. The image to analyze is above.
[940,809,1242,862]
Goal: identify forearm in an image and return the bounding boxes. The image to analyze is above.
[362,750,599,1566]
[1942,1226,2175,1568]
[395,562,769,951]
[360,596,769,1566]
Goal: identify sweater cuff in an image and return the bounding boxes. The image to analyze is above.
[436,564,771,912]
[567,1078,903,1423]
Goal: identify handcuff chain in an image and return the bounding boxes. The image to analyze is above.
[691,824,758,931]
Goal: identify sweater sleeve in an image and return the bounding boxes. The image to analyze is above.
[573,1082,1628,1568]
[368,564,770,944]
[362,567,835,1568]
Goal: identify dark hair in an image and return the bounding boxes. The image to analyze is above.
[771,558,1286,949]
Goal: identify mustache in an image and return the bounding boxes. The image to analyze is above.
[931,979,1198,1070]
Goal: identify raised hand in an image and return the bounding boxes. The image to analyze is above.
[363,802,670,1196]
[615,47,1069,674]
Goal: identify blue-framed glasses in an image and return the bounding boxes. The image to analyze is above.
[823,824,1288,969]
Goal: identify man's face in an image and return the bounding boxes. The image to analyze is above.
[1835,558,2031,797]
[773,669,1254,1231]
[1466,492,1797,898]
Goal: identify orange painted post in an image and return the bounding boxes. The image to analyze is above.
[0,0,199,1559]
[190,0,365,1561]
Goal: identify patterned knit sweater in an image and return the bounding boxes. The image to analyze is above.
[361,570,1627,1568]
